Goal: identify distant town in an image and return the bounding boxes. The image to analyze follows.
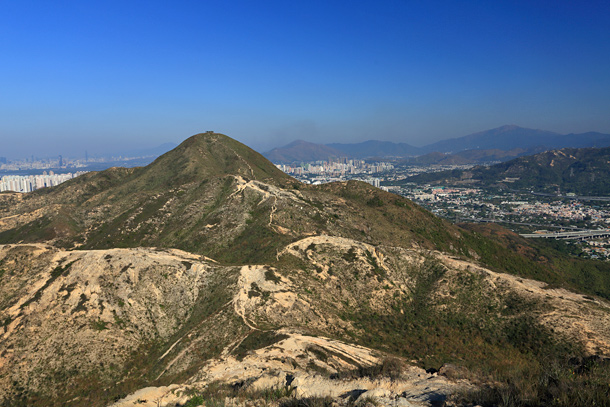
[0,171,88,193]
[0,152,164,193]
[0,154,119,172]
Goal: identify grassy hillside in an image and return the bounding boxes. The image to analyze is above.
[407,146,610,195]
[460,223,610,300]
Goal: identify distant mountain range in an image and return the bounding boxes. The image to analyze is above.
[407,146,610,196]
[419,125,603,154]
[401,147,548,166]
[263,125,610,163]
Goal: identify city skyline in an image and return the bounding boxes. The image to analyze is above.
[0,171,87,193]
[2,1,610,158]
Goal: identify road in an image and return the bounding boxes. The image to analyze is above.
[457,217,584,231]
[519,230,610,240]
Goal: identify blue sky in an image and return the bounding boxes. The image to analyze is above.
[1,0,610,158]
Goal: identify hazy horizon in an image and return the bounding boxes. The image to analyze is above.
[2,1,610,159]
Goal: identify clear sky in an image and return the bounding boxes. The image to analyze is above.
[1,0,610,158]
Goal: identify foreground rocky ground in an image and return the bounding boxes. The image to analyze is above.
[2,239,609,406]
[110,335,465,407]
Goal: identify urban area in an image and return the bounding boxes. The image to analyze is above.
[0,171,88,193]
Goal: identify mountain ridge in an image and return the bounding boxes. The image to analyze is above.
[263,125,610,162]
[419,124,562,153]
[1,132,610,407]
[406,145,610,195]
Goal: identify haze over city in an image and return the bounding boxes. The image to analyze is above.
[2,0,610,158]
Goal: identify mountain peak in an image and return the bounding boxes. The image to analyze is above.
[143,132,294,186]
[422,125,563,153]
[495,124,521,131]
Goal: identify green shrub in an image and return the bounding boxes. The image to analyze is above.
[280,396,334,407]
[183,395,204,407]
[366,197,384,207]
[91,320,108,331]
[234,331,289,360]
[453,356,610,406]
[336,357,404,381]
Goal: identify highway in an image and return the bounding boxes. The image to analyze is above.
[520,230,610,240]
[456,217,608,240]
[457,217,584,230]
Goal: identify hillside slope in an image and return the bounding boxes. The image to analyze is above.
[1,133,609,407]
[407,146,610,195]
[0,133,484,264]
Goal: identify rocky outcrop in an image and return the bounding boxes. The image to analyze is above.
[0,244,242,404]
[1,236,609,406]
[110,332,466,407]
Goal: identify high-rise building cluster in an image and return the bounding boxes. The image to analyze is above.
[364,178,381,188]
[0,171,88,193]
[275,159,394,177]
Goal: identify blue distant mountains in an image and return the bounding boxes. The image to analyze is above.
[264,125,610,163]
[420,125,610,155]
